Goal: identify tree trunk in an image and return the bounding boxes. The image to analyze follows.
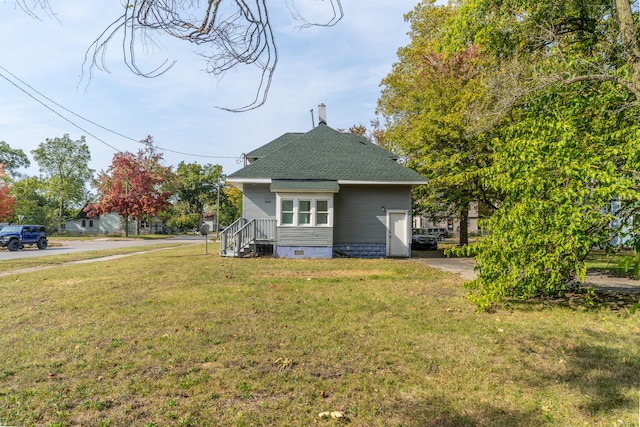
[459,204,469,246]
[124,212,129,238]
[58,197,64,234]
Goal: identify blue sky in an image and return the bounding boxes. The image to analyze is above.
[0,1,423,178]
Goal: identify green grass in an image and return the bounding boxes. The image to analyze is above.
[0,243,186,273]
[585,249,638,277]
[1,244,640,426]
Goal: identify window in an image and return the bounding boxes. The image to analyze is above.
[298,200,311,225]
[281,199,294,225]
[316,200,328,225]
[89,219,94,228]
[278,195,333,227]
[81,219,86,227]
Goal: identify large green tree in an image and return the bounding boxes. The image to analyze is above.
[380,0,640,309]
[378,3,499,246]
[31,134,94,232]
[466,82,640,309]
[0,141,30,178]
[173,162,223,228]
[448,0,640,114]
[8,176,53,226]
[218,184,242,228]
[439,0,640,309]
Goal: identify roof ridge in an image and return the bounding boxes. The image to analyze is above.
[228,125,427,184]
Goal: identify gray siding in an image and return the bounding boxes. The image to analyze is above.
[334,185,412,244]
[64,212,126,234]
[242,184,276,219]
[277,227,333,246]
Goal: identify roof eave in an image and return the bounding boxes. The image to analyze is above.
[226,178,272,184]
[337,180,429,186]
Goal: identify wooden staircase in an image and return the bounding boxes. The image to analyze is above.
[219,218,277,257]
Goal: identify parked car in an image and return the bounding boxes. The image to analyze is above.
[424,227,449,241]
[0,224,48,251]
[411,228,438,250]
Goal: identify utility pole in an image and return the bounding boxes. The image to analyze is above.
[216,173,221,239]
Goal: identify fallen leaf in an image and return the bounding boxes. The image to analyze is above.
[331,411,345,419]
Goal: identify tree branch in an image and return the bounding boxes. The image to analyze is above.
[76,0,344,112]
[614,0,640,99]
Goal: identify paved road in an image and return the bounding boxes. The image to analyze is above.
[412,250,640,294]
[0,236,207,260]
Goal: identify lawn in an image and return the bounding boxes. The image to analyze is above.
[585,249,639,277]
[0,240,190,273]
[1,244,640,426]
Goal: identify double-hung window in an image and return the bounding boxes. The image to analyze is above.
[298,200,311,225]
[278,195,332,227]
[281,200,294,225]
[316,200,329,225]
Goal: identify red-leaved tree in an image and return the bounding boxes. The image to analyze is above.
[91,137,174,236]
[0,165,15,221]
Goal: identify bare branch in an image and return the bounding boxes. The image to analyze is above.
[14,0,51,19]
[75,0,344,112]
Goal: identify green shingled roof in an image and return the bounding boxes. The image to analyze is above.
[244,132,303,162]
[229,125,428,184]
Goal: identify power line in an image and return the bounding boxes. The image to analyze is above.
[0,64,241,161]
[0,67,122,152]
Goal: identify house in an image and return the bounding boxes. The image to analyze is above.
[413,201,481,239]
[222,105,429,258]
[202,212,220,233]
[606,198,635,248]
[64,205,163,235]
[64,206,123,235]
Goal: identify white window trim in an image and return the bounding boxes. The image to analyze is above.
[276,193,334,227]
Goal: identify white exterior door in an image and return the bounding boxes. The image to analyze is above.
[387,210,410,257]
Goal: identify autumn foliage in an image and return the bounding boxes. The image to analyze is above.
[91,137,173,235]
[0,165,15,221]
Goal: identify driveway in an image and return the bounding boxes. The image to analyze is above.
[412,251,477,281]
[411,250,640,294]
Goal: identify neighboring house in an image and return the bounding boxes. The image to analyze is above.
[64,206,123,235]
[202,212,220,233]
[223,107,428,258]
[64,205,162,235]
[607,199,635,248]
[413,201,481,239]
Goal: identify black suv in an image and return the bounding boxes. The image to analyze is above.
[411,228,438,250]
[0,224,48,251]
